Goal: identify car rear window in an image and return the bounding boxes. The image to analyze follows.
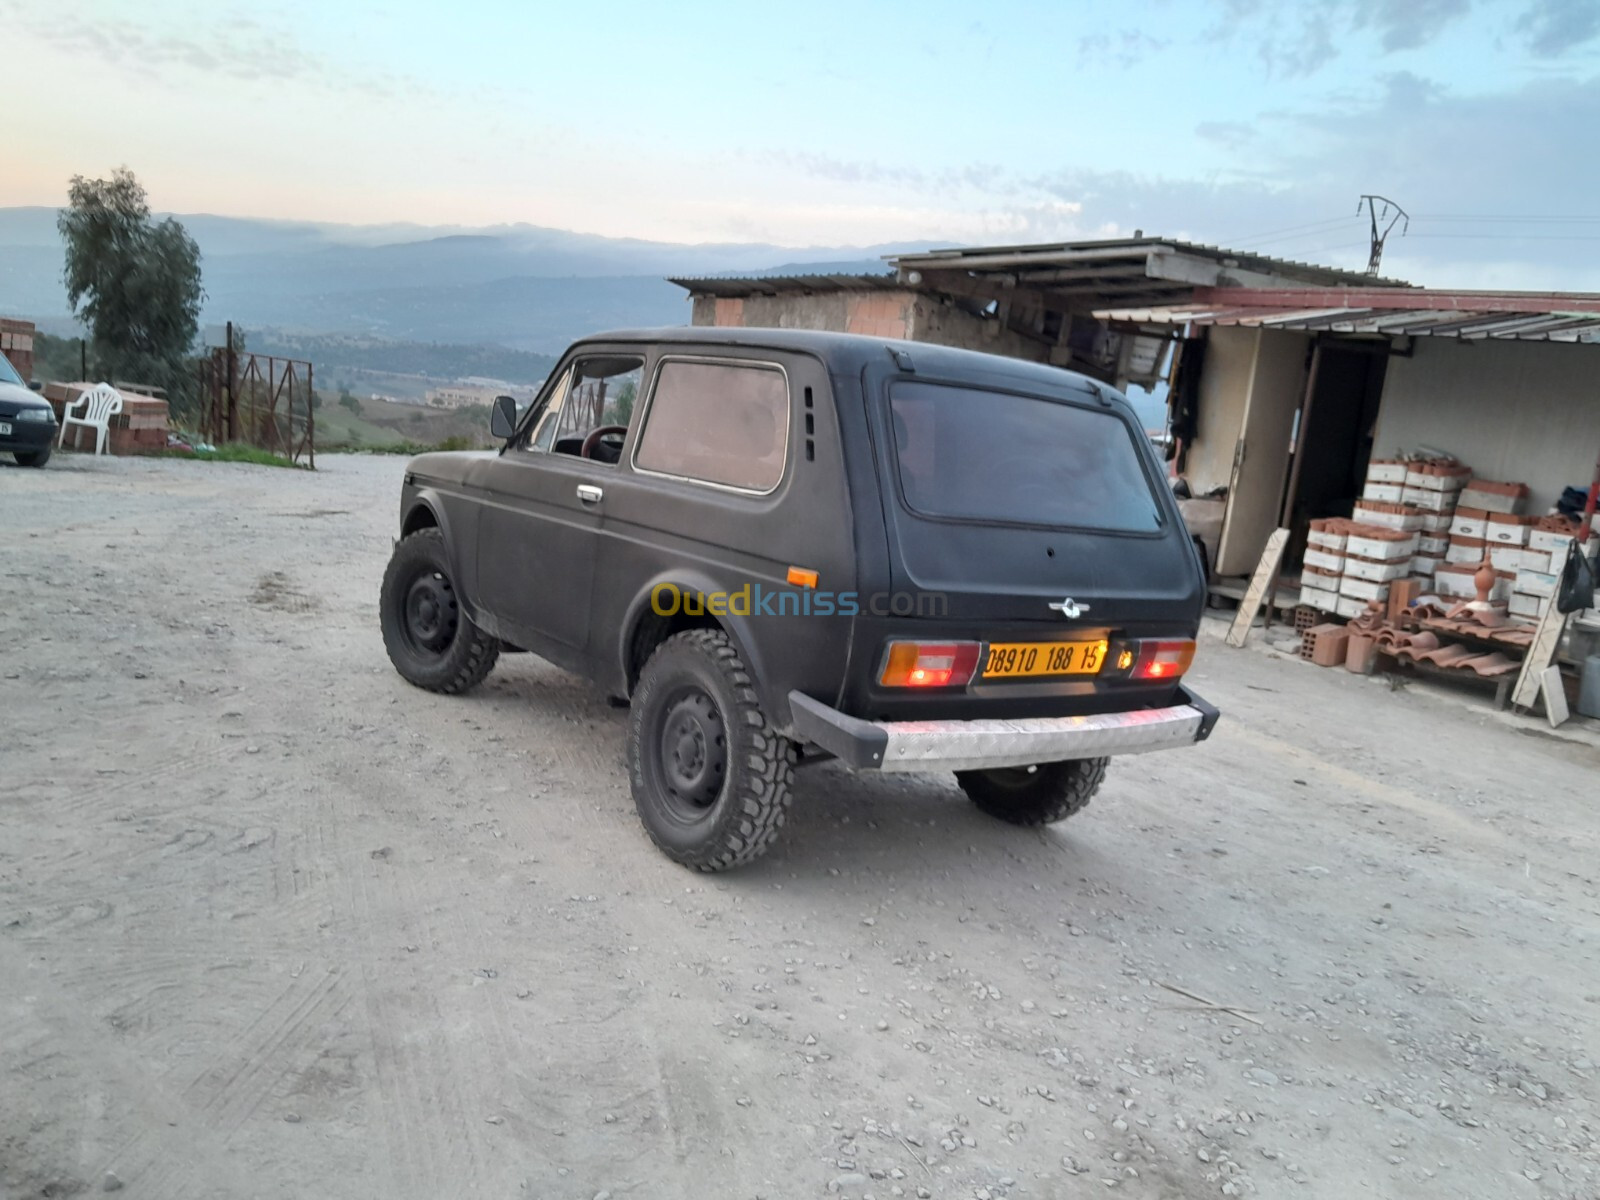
[634,359,789,491]
[888,381,1162,532]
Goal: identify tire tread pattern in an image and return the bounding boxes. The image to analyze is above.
[630,629,795,871]
[379,529,499,695]
[956,757,1108,826]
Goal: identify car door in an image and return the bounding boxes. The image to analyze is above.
[469,350,645,658]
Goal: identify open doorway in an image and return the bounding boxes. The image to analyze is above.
[1278,341,1389,563]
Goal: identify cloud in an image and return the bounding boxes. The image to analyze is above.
[1204,0,1472,77]
[9,5,434,101]
[1076,30,1171,68]
[1021,71,1600,289]
[1195,121,1258,150]
[1355,0,1471,52]
[1515,0,1600,56]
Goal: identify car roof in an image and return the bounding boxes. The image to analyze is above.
[572,326,1109,400]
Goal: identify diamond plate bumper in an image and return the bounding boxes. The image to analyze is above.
[788,687,1219,774]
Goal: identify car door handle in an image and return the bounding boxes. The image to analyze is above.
[576,484,603,505]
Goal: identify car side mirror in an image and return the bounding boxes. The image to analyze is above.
[27,381,43,392]
[490,394,517,440]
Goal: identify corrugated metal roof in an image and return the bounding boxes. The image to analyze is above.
[891,238,1407,289]
[666,272,900,298]
[1096,286,1600,343]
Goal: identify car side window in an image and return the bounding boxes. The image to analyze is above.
[547,356,644,465]
[633,359,789,492]
[522,368,572,453]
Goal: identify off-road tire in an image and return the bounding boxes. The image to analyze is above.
[629,629,795,871]
[14,447,50,468]
[380,528,499,694]
[956,757,1109,826]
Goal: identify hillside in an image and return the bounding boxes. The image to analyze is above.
[0,207,903,352]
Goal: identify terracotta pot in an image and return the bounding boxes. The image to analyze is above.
[1473,556,1497,605]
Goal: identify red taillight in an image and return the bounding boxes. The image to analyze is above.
[879,640,981,688]
[1130,639,1196,680]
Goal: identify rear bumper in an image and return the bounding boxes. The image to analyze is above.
[788,686,1220,773]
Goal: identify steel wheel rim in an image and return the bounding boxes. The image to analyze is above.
[654,686,727,820]
[402,570,459,656]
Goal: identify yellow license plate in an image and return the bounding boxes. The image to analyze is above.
[981,640,1108,679]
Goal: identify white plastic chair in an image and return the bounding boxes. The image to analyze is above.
[59,382,124,455]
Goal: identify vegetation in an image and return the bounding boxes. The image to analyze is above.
[164,444,304,469]
[247,331,555,386]
[31,330,85,383]
[58,168,203,417]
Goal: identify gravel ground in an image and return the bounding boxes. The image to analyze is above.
[2,452,1597,1200]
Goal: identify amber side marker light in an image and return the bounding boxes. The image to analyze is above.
[879,641,981,688]
[787,566,819,588]
[1131,639,1197,680]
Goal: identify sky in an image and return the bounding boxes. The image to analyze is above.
[6,0,1600,288]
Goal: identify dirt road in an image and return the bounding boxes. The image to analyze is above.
[2,454,1597,1199]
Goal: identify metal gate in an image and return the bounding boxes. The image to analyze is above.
[198,326,315,466]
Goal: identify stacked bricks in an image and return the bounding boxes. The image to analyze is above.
[1441,478,1528,606]
[1302,517,1417,619]
[43,381,171,455]
[1401,459,1470,575]
[0,317,35,381]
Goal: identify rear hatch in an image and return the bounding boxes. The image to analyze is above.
[844,360,1205,722]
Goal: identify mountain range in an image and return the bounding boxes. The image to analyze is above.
[0,207,905,363]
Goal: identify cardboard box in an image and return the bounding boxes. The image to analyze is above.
[1486,515,1528,546]
[1299,585,1340,612]
[1518,547,1560,573]
[1334,595,1369,619]
[1353,502,1424,532]
[1406,467,1470,492]
[1342,555,1410,583]
[1529,528,1576,554]
[1450,508,1490,539]
[1366,461,1408,484]
[1304,548,1345,573]
[1515,568,1558,598]
[1339,575,1392,602]
[1363,482,1404,503]
[1346,530,1419,561]
[1459,481,1528,515]
[1411,555,1438,576]
[1489,545,1524,572]
[1408,489,1458,514]
[1510,592,1551,619]
[1419,535,1449,555]
[1308,528,1348,552]
[1420,512,1454,533]
[1445,536,1489,565]
[1432,564,1478,598]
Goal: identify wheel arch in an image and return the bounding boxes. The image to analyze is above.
[617,569,788,729]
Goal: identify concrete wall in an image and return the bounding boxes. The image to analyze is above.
[690,290,913,338]
[908,295,1051,364]
[688,289,1053,362]
[1373,337,1600,513]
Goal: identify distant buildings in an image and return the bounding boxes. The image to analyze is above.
[426,379,541,410]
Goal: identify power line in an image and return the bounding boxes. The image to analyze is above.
[1406,232,1600,240]
[1221,214,1360,243]
[1411,213,1600,223]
